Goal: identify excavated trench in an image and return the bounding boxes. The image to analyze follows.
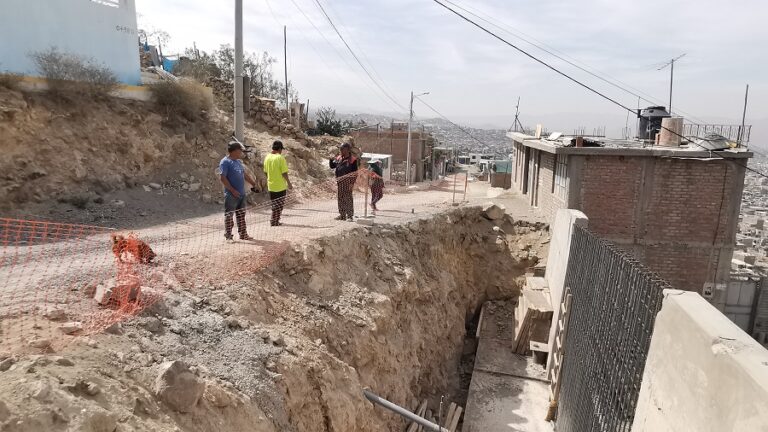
[0,207,548,432]
[244,207,550,431]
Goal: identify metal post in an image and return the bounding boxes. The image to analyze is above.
[669,59,674,115]
[452,170,457,205]
[284,26,290,112]
[363,390,445,432]
[364,172,369,218]
[234,0,244,142]
[407,91,413,186]
[463,172,469,202]
[739,84,750,146]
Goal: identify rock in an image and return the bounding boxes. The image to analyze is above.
[85,382,101,396]
[189,183,201,192]
[143,185,152,192]
[224,317,242,330]
[482,203,506,220]
[137,353,154,367]
[0,400,10,422]
[94,276,140,306]
[110,200,125,208]
[30,381,51,401]
[202,194,212,203]
[148,183,162,190]
[58,321,83,335]
[77,408,116,432]
[28,338,51,349]
[0,357,15,372]
[140,317,163,334]
[180,173,189,180]
[269,334,285,347]
[54,357,74,367]
[209,150,219,160]
[105,323,123,335]
[314,338,322,346]
[181,183,189,190]
[43,308,67,321]
[204,384,233,408]
[154,361,206,413]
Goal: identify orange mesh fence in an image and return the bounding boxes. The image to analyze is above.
[0,171,464,354]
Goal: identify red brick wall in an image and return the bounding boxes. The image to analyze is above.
[576,155,742,292]
[352,131,426,164]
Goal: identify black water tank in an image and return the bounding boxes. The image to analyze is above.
[637,106,670,140]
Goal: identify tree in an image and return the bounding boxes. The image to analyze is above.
[312,107,351,137]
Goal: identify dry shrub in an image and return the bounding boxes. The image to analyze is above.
[30,48,118,101]
[149,79,213,121]
[0,72,22,90]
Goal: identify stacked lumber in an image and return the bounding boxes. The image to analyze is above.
[513,288,553,355]
[405,399,464,432]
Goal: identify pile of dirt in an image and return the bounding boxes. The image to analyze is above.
[0,87,331,227]
[0,207,549,431]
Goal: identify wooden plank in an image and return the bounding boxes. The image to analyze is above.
[407,400,428,432]
[476,303,486,339]
[530,340,549,353]
[443,403,457,429]
[448,406,463,432]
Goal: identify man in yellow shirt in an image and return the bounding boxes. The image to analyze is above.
[263,141,292,226]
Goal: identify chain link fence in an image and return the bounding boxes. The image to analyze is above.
[556,225,670,432]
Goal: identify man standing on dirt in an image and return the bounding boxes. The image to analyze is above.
[219,141,257,241]
[329,143,358,221]
[263,140,293,227]
[368,159,384,212]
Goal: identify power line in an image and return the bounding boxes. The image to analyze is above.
[414,97,492,149]
[287,0,404,113]
[312,0,407,112]
[432,0,768,181]
[431,0,636,114]
[442,0,709,125]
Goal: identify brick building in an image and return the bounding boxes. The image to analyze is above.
[352,122,433,182]
[508,132,753,310]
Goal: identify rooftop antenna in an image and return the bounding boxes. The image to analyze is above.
[510,97,524,132]
[658,53,686,115]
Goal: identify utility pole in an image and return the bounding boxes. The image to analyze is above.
[284,26,290,113]
[407,91,428,185]
[658,53,686,115]
[739,84,750,146]
[234,0,244,142]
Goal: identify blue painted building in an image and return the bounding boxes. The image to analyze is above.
[0,0,141,85]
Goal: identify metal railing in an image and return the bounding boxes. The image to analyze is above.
[556,226,669,432]
[683,123,752,145]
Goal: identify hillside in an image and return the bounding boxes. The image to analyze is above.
[0,85,333,228]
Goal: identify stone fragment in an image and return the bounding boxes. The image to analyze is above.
[154,361,205,413]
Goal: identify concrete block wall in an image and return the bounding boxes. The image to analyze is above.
[572,155,745,298]
[632,290,768,432]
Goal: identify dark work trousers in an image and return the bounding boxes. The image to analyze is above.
[269,190,287,226]
[371,179,384,206]
[337,177,355,219]
[224,194,247,239]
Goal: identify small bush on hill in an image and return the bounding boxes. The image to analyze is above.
[308,107,354,137]
[0,72,22,90]
[149,79,213,122]
[30,48,118,100]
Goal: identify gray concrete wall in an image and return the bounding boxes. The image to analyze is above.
[544,209,588,373]
[632,290,768,432]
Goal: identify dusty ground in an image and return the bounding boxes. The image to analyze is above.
[0,200,549,432]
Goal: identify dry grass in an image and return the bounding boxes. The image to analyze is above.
[0,72,22,90]
[149,79,213,122]
[30,48,118,101]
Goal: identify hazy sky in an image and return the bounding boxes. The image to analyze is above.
[135,0,767,135]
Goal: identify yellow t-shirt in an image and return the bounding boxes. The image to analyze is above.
[263,153,289,192]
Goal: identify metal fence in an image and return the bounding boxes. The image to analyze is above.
[683,123,751,144]
[556,226,670,432]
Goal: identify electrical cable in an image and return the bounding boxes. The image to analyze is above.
[313,0,407,112]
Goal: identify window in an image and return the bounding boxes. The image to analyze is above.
[553,155,567,200]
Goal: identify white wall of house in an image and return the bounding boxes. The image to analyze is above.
[0,0,141,85]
